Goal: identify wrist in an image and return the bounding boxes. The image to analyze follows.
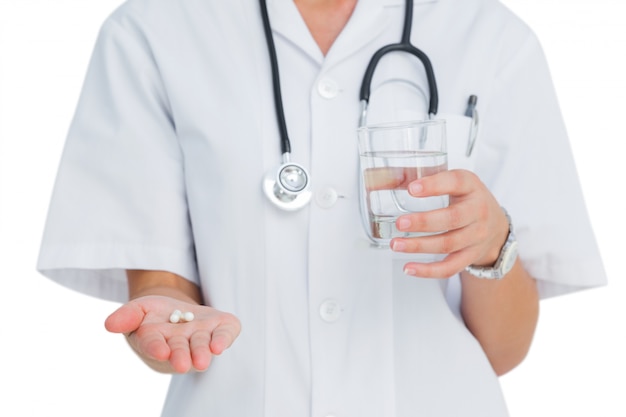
[465,207,518,280]
[473,209,510,267]
[127,270,203,304]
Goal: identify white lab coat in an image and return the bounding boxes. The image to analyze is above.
[38,0,607,416]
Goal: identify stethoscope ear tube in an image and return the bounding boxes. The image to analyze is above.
[359,0,438,125]
[358,43,438,122]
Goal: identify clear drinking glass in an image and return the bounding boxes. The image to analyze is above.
[357,119,448,247]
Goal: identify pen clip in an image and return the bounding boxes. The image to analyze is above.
[465,95,479,157]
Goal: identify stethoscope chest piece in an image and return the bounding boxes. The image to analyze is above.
[263,162,312,211]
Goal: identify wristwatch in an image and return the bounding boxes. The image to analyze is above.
[465,208,518,280]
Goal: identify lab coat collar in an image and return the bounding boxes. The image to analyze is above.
[266,0,322,62]
[267,0,439,65]
[326,0,439,66]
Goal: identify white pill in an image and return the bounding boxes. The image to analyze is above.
[183,312,195,322]
[169,312,182,323]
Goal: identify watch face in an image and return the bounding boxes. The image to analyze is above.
[501,240,519,274]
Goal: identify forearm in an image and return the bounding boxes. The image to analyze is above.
[127,269,203,304]
[460,259,539,376]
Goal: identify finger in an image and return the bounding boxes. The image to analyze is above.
[402,248,479,279]
[168,335,193,373]
[104,302,145,334]
[209,315,241,355]
[131,326,171,362]
[391,225,477,255]
[189,330,213,371]
[409,169,479,198]
[395,200,476,234]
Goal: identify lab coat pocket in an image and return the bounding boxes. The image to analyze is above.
[439,113,477,173]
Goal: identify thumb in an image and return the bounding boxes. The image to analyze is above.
[104,302,145,334]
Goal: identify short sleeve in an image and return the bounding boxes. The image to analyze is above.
[475,34,607,299]
[37,11,199,303]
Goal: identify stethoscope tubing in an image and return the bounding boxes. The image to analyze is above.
[359,43,438,123]
[259,0,291,157]
[358,0,438,126]
[260,0,440,210]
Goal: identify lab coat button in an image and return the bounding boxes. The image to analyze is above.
[319,300,342,322]
[318,78,339,99]
[315,187,338,208]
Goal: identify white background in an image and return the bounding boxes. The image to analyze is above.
[0,1,624,416]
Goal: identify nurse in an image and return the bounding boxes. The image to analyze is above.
[38,0,606,416]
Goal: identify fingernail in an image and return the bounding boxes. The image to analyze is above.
[397,217,411,230]
[403,266,417,276]
[409,182,423,195]
[391,240,406,251]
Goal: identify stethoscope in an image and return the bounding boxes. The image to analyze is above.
[260,0,438,211]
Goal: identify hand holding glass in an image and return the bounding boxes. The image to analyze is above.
[357,119,448,247]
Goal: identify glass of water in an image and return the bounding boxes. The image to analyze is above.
[357,119,448,247]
